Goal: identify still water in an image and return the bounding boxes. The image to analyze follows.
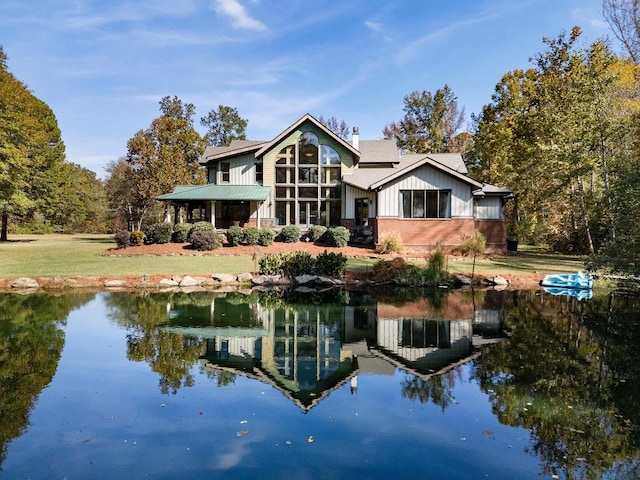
[0,286,639,479]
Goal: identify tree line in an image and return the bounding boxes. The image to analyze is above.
[1,0,639,273]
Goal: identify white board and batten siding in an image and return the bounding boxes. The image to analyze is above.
[344,184,377,218]
[474,197,504,220]
[375,165,474,217]
[208,153,258,186]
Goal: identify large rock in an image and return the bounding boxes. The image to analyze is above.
[10,277,39,289]
[295,274,317,285]
[179,275,204,287]
[104,279,125,288]
[158,278,180,287]
[212,273,237,283]
[236,272,253,283]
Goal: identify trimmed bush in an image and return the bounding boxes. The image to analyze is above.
[189,230,220,251]
[427,249,446,273]
[372,257,411,282]
[277,224,301,243]
[130,230,145,246]
[226,225,243,246]
[258,227,275,246]
[324,226,350,247]
[114,230,130,249]
[258,253,284,275]
[281,251,316,277]
[243,227,261,245]
[315,250,348,278]
[172,223,191,243]
[308,225,327,242]
[143,223,172,244]
[187,222,214,242]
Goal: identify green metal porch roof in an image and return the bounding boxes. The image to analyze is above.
[156,184,271,202]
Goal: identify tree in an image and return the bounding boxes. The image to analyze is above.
[0,46,66,240]
[383,85,466,153]
[104,157,152,231]
[603,0,640,63]
[126,96,206,228]
[318,115,350,140]
[200,105,247,147]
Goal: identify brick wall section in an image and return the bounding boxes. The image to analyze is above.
[375,218,476,251]
[475,219,507,252]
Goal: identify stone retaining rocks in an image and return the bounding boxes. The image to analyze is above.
[10,277,39,289]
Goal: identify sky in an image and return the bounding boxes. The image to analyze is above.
[1,0,615,178]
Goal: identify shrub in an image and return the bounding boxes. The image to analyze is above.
[427,248,446,273]
[460,231,486,256]
[308,225,327,242]
[143,223,172,244]
[243,227,261,245]
[324,226,350,247]
[376,231,403,254]
[371,257,411,282]
[277,224,301,243]
[315,250,348,278]
[114,230,131,249]
[130,230,145,246]
[281,251,316,277]
[187,222,214,242]
[258,227,275,246]
[259,253,284,275]
[172,223,191,243]
[226,225,243,246]
[189,230,220,251]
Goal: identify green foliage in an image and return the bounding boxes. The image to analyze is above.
[308,225,327,242]
[200,105,248,147]
[376,231,403,254]
[460,231,486,256]
[189,230,220,251]
[427,248,447,273]
[226,225,243,246]
[171,223,191,243]
[257,227,275,246]
[281,251,316,277]
[143,222,172,244]
[324,226,350,247]
[243,226,260,245]
[114,230,131,249]
[258,253,284,275]
[130,230,145,246]
[315,250,348,278]
[277,224,301,243]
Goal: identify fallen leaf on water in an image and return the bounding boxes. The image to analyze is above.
[482,430,493,436]
[307,436,314,443]
[236,430,249,437]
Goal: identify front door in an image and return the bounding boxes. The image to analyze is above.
[299,201,318,227]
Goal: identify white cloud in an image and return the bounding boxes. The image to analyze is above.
[365,20,382,31]
[213,0,268,32]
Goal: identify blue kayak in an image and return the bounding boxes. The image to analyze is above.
[540,271,593,290]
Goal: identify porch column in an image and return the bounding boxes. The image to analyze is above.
[164,202,171,223]
[256,201,261,228]
[210,200,216,228]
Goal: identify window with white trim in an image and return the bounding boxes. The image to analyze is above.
[400,190,450,218]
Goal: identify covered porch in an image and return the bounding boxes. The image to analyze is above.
[156,184,271,229]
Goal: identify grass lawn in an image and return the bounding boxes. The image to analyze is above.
[0,234,588,279]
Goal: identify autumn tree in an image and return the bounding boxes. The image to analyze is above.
[125,96,206,228]
[383,85,466,154]
[200,105,247,147]
[318,115,350,140]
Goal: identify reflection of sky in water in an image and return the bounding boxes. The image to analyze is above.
[0,290,636,479]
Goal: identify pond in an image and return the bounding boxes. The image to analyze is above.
[0,286,639,479]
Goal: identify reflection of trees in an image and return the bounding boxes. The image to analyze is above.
[0,292,94,464]
[103,292,205,395]
[400,369,460,411]
[473,290,640,479]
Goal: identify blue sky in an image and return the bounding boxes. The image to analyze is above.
[1,0,613,177]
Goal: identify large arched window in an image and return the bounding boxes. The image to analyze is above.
[274,131,342,227]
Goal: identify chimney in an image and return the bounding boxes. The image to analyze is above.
[352,126,359,151]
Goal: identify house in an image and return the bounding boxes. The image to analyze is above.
[157,114,512,251]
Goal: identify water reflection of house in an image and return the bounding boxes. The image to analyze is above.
[163,290,506,410]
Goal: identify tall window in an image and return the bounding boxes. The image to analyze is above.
[220,162,230,183]
[275,131,342,226]
[400,190,450,218]
[255,162,263,184]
